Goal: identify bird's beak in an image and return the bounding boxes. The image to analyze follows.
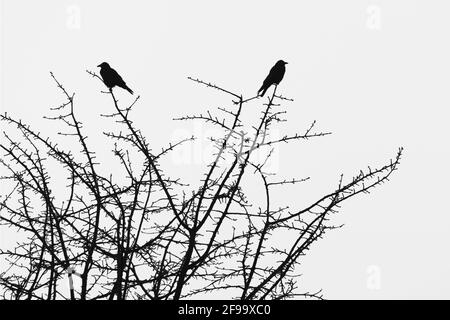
[97,64,101,67]
[285,62,288,64]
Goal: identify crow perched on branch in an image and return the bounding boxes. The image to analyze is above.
[97,62,134,94]
[258,60,288,97]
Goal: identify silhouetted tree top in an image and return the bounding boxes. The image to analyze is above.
[0,66,403,300]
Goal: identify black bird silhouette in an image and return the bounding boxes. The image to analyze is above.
[97,62,134,94]
[258,60,288,97]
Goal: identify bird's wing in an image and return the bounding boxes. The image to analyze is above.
[269,64,279,76]
[263,67,276,86]
[110,68,126,85]
[269,63,285,84]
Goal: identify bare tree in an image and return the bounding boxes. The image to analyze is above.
[0,70,402,300]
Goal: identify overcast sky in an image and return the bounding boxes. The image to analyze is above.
[1,0,450,299]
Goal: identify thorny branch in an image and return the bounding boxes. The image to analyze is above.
[0,71,403,300]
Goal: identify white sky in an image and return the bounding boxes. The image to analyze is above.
[1,0,450,299]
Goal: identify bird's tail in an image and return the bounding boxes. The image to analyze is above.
[258,85,268,97]
[124,85,134,95]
